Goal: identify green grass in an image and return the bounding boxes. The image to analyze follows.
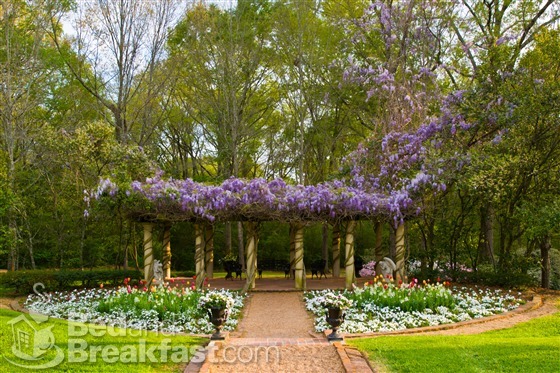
[211,270,288,279]
[210,270,347,279]
[348,304,560,373]
[0,309,207,372]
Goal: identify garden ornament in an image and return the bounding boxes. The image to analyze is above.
[378,257,397,281]
[152,259,164,284]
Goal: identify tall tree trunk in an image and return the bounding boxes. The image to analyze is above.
[26,227,36,270]
[497,218,515,271]
[477,204,495,267]
[224,221,232,255]
[237,221,245,271]
[331,223,341,277]
[8,219,17,271]
[205,224,214,279]
[22,214,35,270]
[80,215,87,270]
[540,234,551,289]
[389,225,396,260]
[321,222,329,273]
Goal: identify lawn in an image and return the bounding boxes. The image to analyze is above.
[211,270,289,279]
[348,303,560,373]
[0,308,206,372]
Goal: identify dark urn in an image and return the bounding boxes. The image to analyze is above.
[208,307,226,340]
[326,307,344,341]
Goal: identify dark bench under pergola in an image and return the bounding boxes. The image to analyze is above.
[98,177,409,291]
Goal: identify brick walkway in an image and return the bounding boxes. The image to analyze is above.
[185,292,373,373]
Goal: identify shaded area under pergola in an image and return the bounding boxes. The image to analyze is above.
[140,218,406,292]
[170,275,373,292]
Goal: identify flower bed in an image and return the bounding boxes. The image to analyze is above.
[25,285,244,334]
[304,281,525,334]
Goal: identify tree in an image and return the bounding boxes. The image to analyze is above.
[48,0,180,144]
[35,121,152,269]
[167,0,277,258]
[451,1,560,271]
[270,0,365,269]
[0,0,57,270]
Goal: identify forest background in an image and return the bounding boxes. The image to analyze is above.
[0,0,558,288]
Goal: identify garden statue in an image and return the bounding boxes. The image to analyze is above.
[378,257,397,281]
[152,259,164,284]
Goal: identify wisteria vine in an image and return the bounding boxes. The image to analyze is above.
[91,174,401,224]
[91,92,471,226]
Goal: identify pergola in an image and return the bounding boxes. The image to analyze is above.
[97,176,409,291]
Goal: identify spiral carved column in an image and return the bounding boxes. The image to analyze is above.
[244,222,259,290]
[142,223,154,283]
[344,221,357,290]
[194,223,206,289]
[294,223,306,290]
[162,225,172,280]
[395,223,406,282]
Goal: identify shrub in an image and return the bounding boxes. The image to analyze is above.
[170,270,196,278]
[359,260,376,277]
[0,269,142,294]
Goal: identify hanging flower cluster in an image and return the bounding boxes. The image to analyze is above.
[341,90,471,227]
[93,174,410,224]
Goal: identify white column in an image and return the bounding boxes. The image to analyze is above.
[395,222,406,283]
[142,223,154,283]
[194,223,206,289]
[294,224,305,290]
[344,221,357,290]
[163,225,172,279]
[244,222,258,290]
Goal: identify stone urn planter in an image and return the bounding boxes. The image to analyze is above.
[208,307,227,340]
[326,307,344,341]
[321,292,351,342]
[199,292,234,341]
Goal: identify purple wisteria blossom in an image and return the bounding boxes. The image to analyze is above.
[93,174,396,224]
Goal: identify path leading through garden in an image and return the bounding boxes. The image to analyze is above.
[196,292,348,373]
[186,290,559,373]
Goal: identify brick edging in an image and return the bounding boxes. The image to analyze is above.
[332,342,375,373]
[333,342,354,372]
[184,340,217,373]
[10,298,26,312]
